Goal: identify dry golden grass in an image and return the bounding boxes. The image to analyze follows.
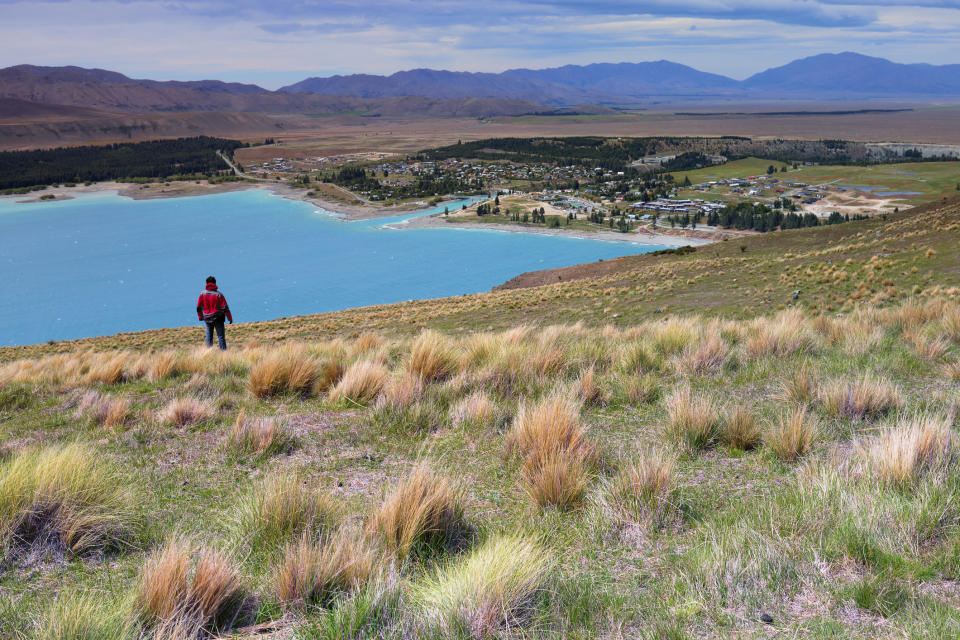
[248,350,318,398]
[780,365,815,405]
[765,407,817,462]
[407,330,458,382]
[602,449,676,527]
[146,351,182,382]
[329,359,388,404]
[620,339,660,374]
[450,391,497,428]
[74,390,131,429]
[506,392,591,462]
[520,450,591,510]
[649,316,699,356]
[84,353,129,386]
[819,375,902,419]
[377,373,424,411]
[229,409,293,458]
[944,360,960,381]
[861,414,955,486]
[664,385,721,451]
[722,403,761,450]
[136,539,245,636]
[365,464,465,561]
[617,373,660,405]
[679,332,730,373]
[575,365,607,406]
[904,331,951,360]
[156,396,214,427]
[744,308,815,359]
[316,357,345,392]
[273,531,375,607]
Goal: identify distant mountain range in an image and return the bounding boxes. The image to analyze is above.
[281,53,960,105]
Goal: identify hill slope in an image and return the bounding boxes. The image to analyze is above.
[2,198,960,639]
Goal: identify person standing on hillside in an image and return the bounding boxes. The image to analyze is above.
[196,276,233,350]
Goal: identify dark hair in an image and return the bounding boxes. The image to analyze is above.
[206,276,216,284]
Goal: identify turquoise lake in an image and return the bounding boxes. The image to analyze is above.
[0,189,668,346]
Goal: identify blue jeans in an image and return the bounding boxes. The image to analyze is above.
[204,318,227,350]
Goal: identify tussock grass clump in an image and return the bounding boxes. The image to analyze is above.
[248,350,318,398]
[156,396,214,427]
[75,391,131,429]
[273,531,375,608]
[819,375,902,420]
[620,340,661,374]
[234,474,337,551]
[135,539,246,637]
[722,404,761,450]
[413,534,551,639]
[0,443,137,560]
[329,359,388,404]
[649,316,699,356]
[664,386,722,452]
[614,373,660,405]
[575,365,607,406]
[862,414,955,486]
[407,330,458,382]
[603,450,677,527]
[450,391,497,429]
[944,360,960,381]
[83,353,130,386]
[744,308,814,359]
[146,351,183,382]
[506,393,590,462]
[904,331,950,360]
[765,407,817,462]
[365,465,465,562]
[507,393,596,509]
[316,357,345,393]
[520,450,591,511]
[228,409,293,458]
[679,332,730,373]
[376,373,424,411]
[780,365,815,406]
[40,591,133,640]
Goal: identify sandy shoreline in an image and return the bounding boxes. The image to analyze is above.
[6,179,716,247]
[391,212,716,246]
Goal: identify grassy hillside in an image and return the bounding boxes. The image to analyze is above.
[1,198,960,639]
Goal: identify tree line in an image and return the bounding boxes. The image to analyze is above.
[0,137,247,190]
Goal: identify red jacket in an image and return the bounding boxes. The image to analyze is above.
[197,283,233,322]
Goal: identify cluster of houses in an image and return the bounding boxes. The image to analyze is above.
[630,198,727,215]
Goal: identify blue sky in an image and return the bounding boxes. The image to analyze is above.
[1,0,958,88]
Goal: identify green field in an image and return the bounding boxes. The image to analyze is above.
[672,158,960,204]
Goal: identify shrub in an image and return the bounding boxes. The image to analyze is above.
[273,531,375,607]
[248,351,318,398]
[329,359,388,404]
[407,331,458,382]
[413,535,550,639]
[229,409,293,458]
[234,474,337,551]
[765,407,817,462]
[861,414,955,486]
[722,404,761,450]
[365,465,465,562]
[135,539,246,637]
[156,396,214,427]
[819,375,901,420]
[0,443,137,560]
[664,386,722,452]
